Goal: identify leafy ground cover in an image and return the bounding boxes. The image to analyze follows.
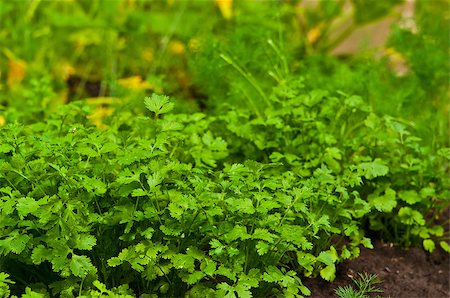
[0,1,449,297]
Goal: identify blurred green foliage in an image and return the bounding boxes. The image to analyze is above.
[2,0,446,142]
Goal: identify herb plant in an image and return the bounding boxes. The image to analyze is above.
[334,273,384,298]
[1,87,448,296]
[0,1,448,297]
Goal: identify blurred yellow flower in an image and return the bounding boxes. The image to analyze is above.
[86,97,116,129]
[88,106,114,129]
[216,0,233,20]
[118,76,153,91]
[307,26,322,45]
[169,40,185,55]
[55,62,75,81]
[142,48,154,63]
[385,47,409,76]
[7,58,26,87]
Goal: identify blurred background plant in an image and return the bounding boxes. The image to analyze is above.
[0,0,448,139]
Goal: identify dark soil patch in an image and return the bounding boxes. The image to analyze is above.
[305,240,449,297]
[66,75,103,100]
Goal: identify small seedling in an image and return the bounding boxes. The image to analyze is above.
[334,273,384,298]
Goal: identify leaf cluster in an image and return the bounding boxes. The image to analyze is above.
[1,79,448,297]
[0,1,449,297]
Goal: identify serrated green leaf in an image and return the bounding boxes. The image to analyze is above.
[144,94,174,115]
[140,227,155,240]
[0,234,31,255]
[31,245,50,264]
[79,175,107,195]
[297,252,315,272]
[93,280,108,293]
[423,239,435,253]
[22,286,47,298]
[201,260,216,276]
[224,225,249,242]
[172,254,195,272]
[168,202,184,220]
[186,246,205,260]
[317,247,338,266]
[160,224,182,236]
[147,173,162,190]
[76,145,99,157]
[161,120,184,131]
[340,246,352,259]
[320,264,336,281]
[429,225,444,237]
[0,144,14,153]
[131,188,147,197]
[300,285,311,296]
[398,207,425,225]
[398,190,422,204]
[70,254,95,278]
[74,234,96,250]
[358,159,389,179]
[16,197,41,219]
[107,256,123,267]
[234,283,252,298]
[240,269,260,288]
[420,187,435,198]
[280,225,312,249]
[256,200,280,214]
[251,228,276,243]
[185,271,205,285]
[116,168,140,184]
[368,188,397,212]
[361,237,373,249]
[216,265,236,281]
[49,246,70,275]
[262,266,284,283]
[100,143,119,154]
[0,272,14,284]
[364,113,380,129]
[238,198,255,214]
[256,241,270,256]
[344,95,364,109]
[437,148,450,159]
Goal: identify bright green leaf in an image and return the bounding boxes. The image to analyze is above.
[368,188,397,212]
[398,190,422,204]
[144,94,174,115]
[74,234,97,250]
[16,197,40,219]
[320,264,336,281]
[423,239,435,253]
[439,241,450,253]
[70,254,95,278]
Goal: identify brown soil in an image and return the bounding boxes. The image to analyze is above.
[66,75,103,100]
[304,240,449,297]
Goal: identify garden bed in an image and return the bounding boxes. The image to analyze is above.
[1,1,449,297]
[305,240,449,297]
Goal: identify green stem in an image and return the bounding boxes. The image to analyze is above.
[220,53,270,107]
[239,85,262,117]
[267,39,289,77]
[275,242,292,264]
[25,0,42,22]
[79,277,85,296]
